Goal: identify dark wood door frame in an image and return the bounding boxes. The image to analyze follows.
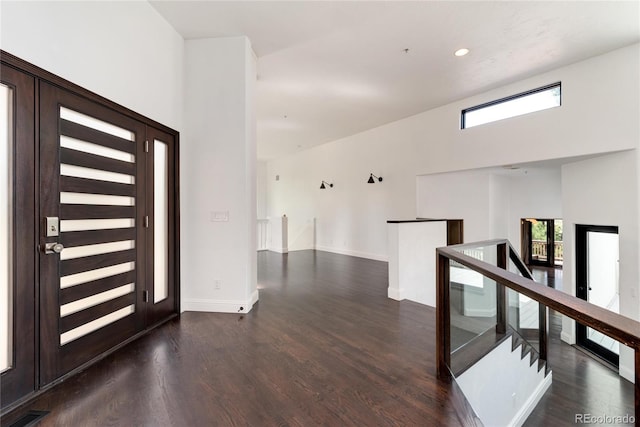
[145,126,178,327]
[0,50,181,415]
[0,62,37,410]
[575,224,620,366]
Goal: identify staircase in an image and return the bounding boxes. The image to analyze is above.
[455,333,552,427]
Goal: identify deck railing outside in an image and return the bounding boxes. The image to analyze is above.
[531,239,563,262]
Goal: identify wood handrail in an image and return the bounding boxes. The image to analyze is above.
[437,239,640,425]
[437,245,640,349]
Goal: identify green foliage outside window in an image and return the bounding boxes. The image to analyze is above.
[531,220,563,241]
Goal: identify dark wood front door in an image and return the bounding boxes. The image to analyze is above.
[1,50,179,413]
[39,82,147,384]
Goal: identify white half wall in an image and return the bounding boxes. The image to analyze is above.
[0,1,184,131]
[387,221,447,306]
[182,37,258,313]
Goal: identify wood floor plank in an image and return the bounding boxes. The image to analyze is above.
[4,252,634,427]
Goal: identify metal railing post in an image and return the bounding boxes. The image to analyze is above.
[539,304,548,361]
[436,252,451,380]
[496,243,507,334]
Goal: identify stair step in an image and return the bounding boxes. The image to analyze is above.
[521,342,532,360]
[511,335,523,352]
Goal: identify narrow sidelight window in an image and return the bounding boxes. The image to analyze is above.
[0,83,13,373]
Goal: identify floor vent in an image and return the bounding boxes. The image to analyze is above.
[9,410,50,427]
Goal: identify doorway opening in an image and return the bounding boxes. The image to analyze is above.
[575,224,620,366]
[521,218,563,267]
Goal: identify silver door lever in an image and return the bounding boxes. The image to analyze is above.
[44,242,64,254]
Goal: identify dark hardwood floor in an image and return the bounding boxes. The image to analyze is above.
[4,251,462,427]
[3,252,634,426]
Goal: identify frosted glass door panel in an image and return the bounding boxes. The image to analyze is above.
[586,231,620,355]
[153,140,168,303]
[0,84,13,373]
[60,107,134,141]
[57,105,138,345]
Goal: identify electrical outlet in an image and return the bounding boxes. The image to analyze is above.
[214,279,221,290]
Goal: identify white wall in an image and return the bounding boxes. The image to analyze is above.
[506,168,563,252]
[561,151,639,382]
[411,44,639,174]
[267,133,417,260]
[0,1,184,130]
[416,167,562,247]
[257,161,268,219]
[457,338,552,427]
[264,44,639,260]
[182,37,258,313]
[417,170,494,243]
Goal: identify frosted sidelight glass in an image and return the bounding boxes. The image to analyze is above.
[153,140,168,303]
[0,84,13,372]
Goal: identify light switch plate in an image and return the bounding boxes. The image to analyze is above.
[210,211,229,222]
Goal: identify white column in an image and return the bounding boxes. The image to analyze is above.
[181,37,258,313]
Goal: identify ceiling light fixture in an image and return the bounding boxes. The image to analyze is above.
[454,48,470,57]
[320,180,333,189]
[367,173,383,184]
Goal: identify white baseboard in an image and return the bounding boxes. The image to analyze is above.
[315,245,388,262]
[560,330,575,345]
[287,246,315,252]
[511,371,553,427]
[182,289,259,314]
[268,246,288,253]
[388,287,404,301]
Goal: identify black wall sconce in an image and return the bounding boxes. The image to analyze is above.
[368,173,383,184]
[320,180,333,189]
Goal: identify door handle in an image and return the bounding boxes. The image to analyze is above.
[44,242,64,254]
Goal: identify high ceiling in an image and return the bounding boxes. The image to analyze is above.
[150,1,640,160]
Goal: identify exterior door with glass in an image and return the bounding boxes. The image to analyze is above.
[576,224,620,366]
[38,82,177,384]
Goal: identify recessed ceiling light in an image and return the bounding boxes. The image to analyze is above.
[454,48,470,57]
